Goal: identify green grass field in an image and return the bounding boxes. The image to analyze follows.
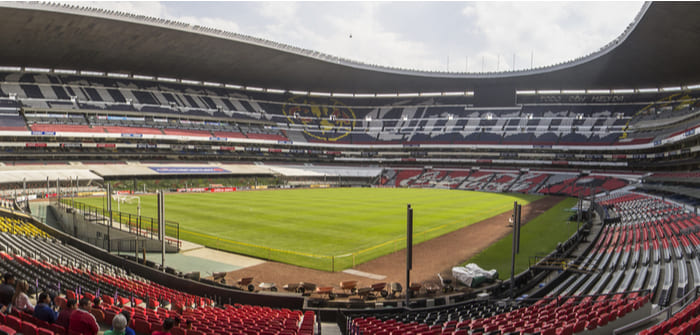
[465,197,579,276]
[71,188,541,271]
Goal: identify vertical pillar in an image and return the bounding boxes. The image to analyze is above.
[515,204,522,253]
[510,201,517,298]
[22,177,27,211]
[406,204,413,306]
[158,190,166,270]
[106,183,112,252]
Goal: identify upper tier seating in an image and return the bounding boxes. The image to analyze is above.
[3,72,698,148]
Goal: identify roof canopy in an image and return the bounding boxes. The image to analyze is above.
[0,2,698,95]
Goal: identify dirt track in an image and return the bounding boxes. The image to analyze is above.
[223,196,565,290]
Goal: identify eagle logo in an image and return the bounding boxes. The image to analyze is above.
[283,96,356,141]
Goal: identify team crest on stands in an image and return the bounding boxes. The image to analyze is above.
[283,96,356,141]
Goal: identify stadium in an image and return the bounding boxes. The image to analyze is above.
[0,1,697,335]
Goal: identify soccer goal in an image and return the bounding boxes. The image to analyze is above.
[112,193,141,217]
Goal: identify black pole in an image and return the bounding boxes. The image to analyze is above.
[588,187,595,226]
[159,190,166,270]
[22,178,27,211]
[406,204,413,307]
[577,191,583,223]
[516,204,522,254]
[107,183,112,252]
[510,201,517,298]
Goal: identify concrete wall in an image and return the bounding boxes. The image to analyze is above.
[48,204,178,253]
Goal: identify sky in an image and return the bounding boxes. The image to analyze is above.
[67,1,644,73]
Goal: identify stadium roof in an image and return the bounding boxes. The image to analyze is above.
[0,1,698,95]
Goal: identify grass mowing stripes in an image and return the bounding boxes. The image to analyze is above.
[464,197,579,277]
[74,188,541,271]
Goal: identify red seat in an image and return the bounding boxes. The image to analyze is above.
[101,295,114,305]
[34,319,50,330]
[134,318,151,334]
[116,296,130,306]
[5,315,21,331]
[692,315,700,332]
[597,313,608,327]
[585,318,598,330]
[37,328,53,335]
[150,321,162,333]
[667,325,688,335]
[104,311,116,326]
[54,296,67,311]
[18,311,33,322]
[0,325,16,335]
[50,323,67,335]
[555,324,573,335]
[90,309,105,324]
[21,322,38,335]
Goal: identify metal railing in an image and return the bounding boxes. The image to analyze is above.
[59,198,180,248]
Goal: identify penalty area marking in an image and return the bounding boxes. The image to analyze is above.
[342,269,386,280]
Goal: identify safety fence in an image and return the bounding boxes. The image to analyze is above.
[60,198,180,248]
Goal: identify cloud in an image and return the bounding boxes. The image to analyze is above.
[459,2,644,72]
[239,2,440,71]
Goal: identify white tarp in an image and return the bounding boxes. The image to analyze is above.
[0,169,102,183]
[452,263,498,288]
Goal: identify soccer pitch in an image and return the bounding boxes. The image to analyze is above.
[73,188,541,271]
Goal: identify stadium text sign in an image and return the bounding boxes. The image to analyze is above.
[209,187,237,192]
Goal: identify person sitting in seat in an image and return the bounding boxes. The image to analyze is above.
[0,273,15,312]
[33,292,57,324]
[68,298,99,335]
[105,313,127,335]
[56,299,77,330]
[92,297,102,311]
[119,309,136,335]
[43,285,58,308]
[152,318,175,335]
[11,280,33,313]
